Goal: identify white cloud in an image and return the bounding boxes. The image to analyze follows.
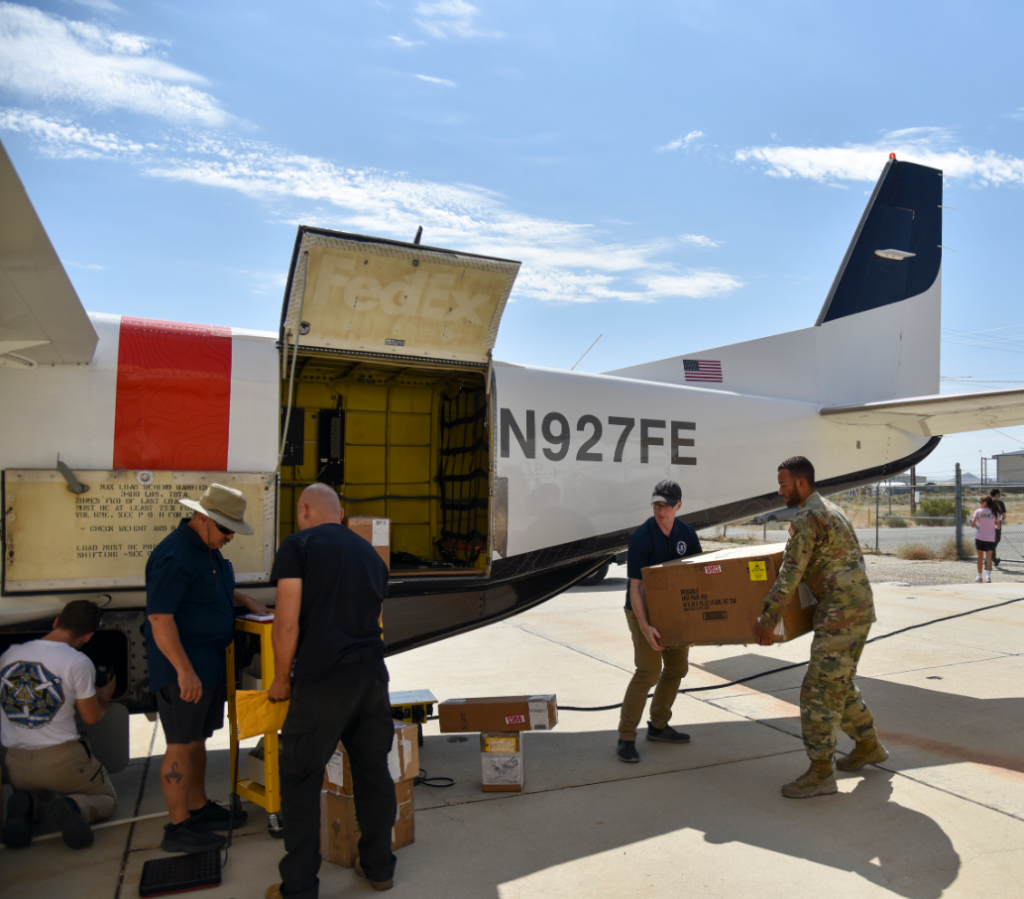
[64,260,105,270]
[415,0,495,39]
[0,107,145,157]
[657,130,704,152]
[65,0,122,12]
[389,35,424,48]
[736,127,1024,186]
[4,107,743,305]
[414,73,456,86]
[679,233,718,248]
[0,3,229,126]
[138,135,740,304]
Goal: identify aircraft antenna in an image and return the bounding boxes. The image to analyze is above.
[571,334,602,371]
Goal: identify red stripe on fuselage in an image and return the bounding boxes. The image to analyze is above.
[113,317,232,471]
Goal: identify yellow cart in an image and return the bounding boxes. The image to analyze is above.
[226,618,284,837]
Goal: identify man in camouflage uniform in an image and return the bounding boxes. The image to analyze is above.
[753,456,889,798]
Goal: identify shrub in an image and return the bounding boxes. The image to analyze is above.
[897,543,935,560]
[882,516,909,528]
[937,538,960,561]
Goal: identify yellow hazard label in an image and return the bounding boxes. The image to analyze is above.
[748,561,768,581]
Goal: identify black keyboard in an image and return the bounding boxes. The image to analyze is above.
[139,849,221,897]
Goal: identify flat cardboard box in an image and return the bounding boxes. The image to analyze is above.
[479,732,524,792]
[320,778,415,868]
[323,721,419,795]
[346,516,391,571]
[642,543,816,647]
[246,739,266,786]
[438,695,558,734]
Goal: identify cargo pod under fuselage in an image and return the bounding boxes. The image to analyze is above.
[277,227,519,578]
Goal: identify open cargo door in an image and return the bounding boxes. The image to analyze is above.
[280,227,519,365]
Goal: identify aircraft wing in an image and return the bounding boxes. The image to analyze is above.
[0,139,98,367]
[820,388,1024,437]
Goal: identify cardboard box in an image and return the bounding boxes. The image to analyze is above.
[247,739,266,786]
[438,695,558,734]
[346,516,391,571]
[479,732,524,792]
[320,778,415,868]
[323,721,419,795]
[641,543,816,647]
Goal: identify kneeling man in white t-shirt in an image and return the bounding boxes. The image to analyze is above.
[1,600,118,849]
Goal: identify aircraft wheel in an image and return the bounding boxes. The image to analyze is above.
[579,562,611,586]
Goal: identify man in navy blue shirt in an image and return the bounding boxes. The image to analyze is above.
[145,484,269,854]
[617,480,702,763]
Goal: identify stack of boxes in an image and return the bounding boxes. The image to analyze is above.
[438,695,558,792]
[319,720,419,867]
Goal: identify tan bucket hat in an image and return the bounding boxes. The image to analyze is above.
[179,484,255,536]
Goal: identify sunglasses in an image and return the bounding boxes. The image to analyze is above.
[213,521,235,536]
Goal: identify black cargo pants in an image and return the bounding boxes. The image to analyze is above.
[278,656,397,899]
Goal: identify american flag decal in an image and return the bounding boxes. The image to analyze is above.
[683,359,723,383]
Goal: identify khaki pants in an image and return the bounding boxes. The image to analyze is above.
[618,609,690,741]
[5,739,117,824]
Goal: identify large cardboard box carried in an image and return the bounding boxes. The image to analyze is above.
[320,778,415,868]
[438,695,558,733]
[479,732,524,792]
[642,543,816,647]
[323,721,419,795]
[346,516,391,571]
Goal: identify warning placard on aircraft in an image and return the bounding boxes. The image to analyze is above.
[2,470,275,593]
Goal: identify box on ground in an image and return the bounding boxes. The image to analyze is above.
[480,732,524,792]
[346,516,391,571]
[323,721,419,795]
[320,778,414,867]
[438,695,558,733]
[642,543,815,647]
[247,738,267,786]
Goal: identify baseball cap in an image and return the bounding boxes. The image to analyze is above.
[651,480,682,506]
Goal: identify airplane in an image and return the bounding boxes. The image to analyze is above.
[3,139,1024,715]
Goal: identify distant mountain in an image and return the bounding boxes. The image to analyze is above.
[962,472,981,483]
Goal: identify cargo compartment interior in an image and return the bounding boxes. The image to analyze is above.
[279,351,490,575]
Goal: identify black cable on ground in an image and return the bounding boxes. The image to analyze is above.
[413,768,455,788]
[559,594,1024,712]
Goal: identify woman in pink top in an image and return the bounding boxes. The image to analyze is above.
[971,496,1001,583]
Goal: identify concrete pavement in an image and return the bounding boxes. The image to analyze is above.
[2,564,1022,898]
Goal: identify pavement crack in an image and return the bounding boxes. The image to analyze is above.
[113,719,157,899]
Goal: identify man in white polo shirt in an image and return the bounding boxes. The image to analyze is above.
[1,600,118,849]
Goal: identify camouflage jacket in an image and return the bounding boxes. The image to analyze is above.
[759,492,875,634]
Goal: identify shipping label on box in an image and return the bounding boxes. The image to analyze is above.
[347,516,391,571]
[438,695,558,733]
[323,721,419,795]
[642,543,814,647]
[479,732,524,792]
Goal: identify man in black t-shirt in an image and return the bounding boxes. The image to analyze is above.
[990,488,1007,566]
[616,480,702,764]
[266,484,396,898]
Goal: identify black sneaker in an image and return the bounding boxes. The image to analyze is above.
[2,790,34,848]
[161,818,227,854]
[189,799,248,832]
[616,740,640,763]
[646,722,691,744]
[47,796,93,849]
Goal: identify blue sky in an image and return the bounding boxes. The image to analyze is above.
[2,0,1024,478]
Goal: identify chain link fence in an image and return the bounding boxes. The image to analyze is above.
[696,471,1024,563]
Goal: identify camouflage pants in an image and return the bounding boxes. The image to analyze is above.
[801,626,877,762]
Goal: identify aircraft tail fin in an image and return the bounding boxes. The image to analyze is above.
[608,159,944,409]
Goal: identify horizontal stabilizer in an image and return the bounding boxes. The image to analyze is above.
[820,388,1024,437]
[0,138,98,366]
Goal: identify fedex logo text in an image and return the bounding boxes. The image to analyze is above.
[313,259,490,324]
